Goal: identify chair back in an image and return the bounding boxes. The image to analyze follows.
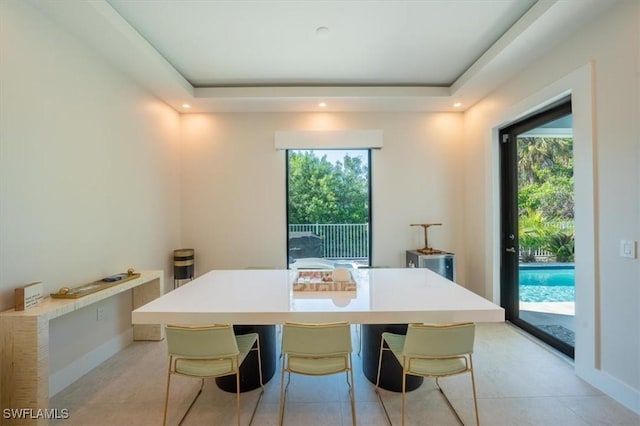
[282,322,352,356]
[166,324,239,359]
[403,323,475,358]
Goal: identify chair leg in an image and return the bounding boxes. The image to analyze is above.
[347,354,357,426]
[469,356,480,426]
[236,371,241,426]
[248,338,265,426]
[256,337,264,389]
[178,378,205,426]
[278,355,287,425]
[401,371,406,426]
[436,377,465,426]
[164,357,206,426]
[374,338,392,426]
[163,359,172,426]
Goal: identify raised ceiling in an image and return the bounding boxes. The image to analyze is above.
[107,0,535,88]
[30,0,617,112]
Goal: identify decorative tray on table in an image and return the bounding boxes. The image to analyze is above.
[293,270,357,292]
[51,270,140,299]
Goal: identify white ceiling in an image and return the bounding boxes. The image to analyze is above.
[30,0,617,113]
[107,0,535,87]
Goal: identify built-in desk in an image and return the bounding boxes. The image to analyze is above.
[0,270,164,425]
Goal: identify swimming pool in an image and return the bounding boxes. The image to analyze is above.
[519,264,575,303]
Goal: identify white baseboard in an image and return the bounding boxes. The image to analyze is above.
[577,368,640,415]
[49,328,133,397]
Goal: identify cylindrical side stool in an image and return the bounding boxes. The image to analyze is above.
[173,248,194,288]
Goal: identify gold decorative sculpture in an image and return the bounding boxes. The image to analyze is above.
[410,223,444,254]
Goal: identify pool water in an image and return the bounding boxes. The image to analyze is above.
[519,265,575,303]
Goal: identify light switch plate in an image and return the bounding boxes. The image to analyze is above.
[620,240,637,259]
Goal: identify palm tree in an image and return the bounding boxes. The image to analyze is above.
[519,208,551,262]
[517,137,572,184]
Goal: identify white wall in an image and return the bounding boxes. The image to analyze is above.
[180,112,465,275]
[463,0,639,413]
[0,1,181,393]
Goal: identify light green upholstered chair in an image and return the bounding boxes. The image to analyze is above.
[163,324,264,426]
[375,322,479,426]
[279,321,356,425]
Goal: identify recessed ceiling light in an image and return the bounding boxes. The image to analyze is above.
[316,26,330,37]
[318,102,327,108]
[182,103,191,109]
[453,102,462,108]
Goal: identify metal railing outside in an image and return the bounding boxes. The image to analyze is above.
[288,221,571,262]
[288,223,369,261]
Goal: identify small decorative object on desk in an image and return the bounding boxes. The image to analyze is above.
[51,270,141,299]
[15,282,44,311]
[293,269,356,292]
[102,273,127,282]
[410,223,446,254]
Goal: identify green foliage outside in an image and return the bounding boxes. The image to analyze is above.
[517,136,575,262]
[518,208,552,262]
[288,150,369,260]
[545,232,575,263]
[288,150,369,224]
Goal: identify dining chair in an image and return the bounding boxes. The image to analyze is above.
[163,324,264,426]
[279,321,356,425]
[375,322,479,426]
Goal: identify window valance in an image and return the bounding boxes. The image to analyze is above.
[274,129,383,150]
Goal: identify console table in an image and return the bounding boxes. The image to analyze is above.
[0,270,164,425]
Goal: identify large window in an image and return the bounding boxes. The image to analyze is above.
[286,149,371,267]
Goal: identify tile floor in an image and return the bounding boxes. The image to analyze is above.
[50,323,640,425]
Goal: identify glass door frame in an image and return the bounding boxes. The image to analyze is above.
[499,99,575,358]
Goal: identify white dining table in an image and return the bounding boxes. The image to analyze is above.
[131,267,504,325]
[132,267,504,392]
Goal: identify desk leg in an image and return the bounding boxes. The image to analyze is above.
[1,315,49,425]
[361,324,423,392]
[132,277,164,341]
[216,325,276,393]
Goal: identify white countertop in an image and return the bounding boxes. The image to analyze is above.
[132,268,504,325]
[1,270,162,320]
